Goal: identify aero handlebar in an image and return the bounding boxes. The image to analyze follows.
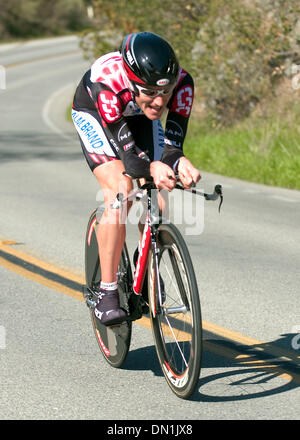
[174,183,223,212]
[116,173,224,213]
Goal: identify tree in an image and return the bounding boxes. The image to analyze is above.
[0,0,90,39]
[79,0,300,125]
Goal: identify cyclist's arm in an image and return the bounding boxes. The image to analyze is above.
[162,71,194,172]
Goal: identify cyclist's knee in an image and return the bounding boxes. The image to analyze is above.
[94,160,133,207]
[103,197,133,225]
[94,161,133,192]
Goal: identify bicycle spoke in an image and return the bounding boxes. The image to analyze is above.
[163,315,189,368]
[160,253,181,302]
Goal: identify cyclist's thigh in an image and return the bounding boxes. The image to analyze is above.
[95,161,133,227]
[72,107,120,171]
[93,160,133,204]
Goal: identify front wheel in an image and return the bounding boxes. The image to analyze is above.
[148,222,202,399]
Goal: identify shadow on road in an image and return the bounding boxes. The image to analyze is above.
[0,132,81,163]
[122,334,299,402]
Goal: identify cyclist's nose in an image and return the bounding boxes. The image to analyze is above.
[152,95,166,106]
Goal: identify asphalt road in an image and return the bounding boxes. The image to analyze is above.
[0,36,299,421]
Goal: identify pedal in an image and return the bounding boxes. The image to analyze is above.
[86,297,97,309]
[82,285,91,299]
[82,285,97,309]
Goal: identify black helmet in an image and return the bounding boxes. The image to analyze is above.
[121,32,179,87]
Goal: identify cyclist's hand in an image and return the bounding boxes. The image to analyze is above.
[150,161,176,191]
[177,157,201,188]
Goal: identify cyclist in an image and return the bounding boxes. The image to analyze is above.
[72,32,201,326]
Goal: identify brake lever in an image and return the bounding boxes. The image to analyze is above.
[175,183,224,213]
[216,185,223,213]
[204,184,223,212]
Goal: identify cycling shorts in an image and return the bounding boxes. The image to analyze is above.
[72,108,165,172]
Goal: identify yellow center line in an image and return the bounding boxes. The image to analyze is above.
[0,239,299,384]
[202,321,300,364]
[0,255,83,302]
[0,241,84,302]
[0,241,84,284]
[171,309,300,365]
[203,340,295,383]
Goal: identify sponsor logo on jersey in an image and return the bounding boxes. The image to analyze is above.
[165,120,183,138]
[72,110,116,159]
[98,90,122,123]
[165,120,184,148]
[118,123,133,142]
[171,85,193,117]
[72,111,104,149]
[123,141,134,151]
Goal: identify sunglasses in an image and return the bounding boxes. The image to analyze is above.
[135,83,174,97]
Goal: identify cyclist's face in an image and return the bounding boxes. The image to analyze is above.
[135,86,174,120]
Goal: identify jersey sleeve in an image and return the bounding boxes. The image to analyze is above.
[86,78,138,151]
[161,71,194,170]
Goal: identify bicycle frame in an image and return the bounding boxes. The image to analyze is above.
[132,216,151,296]
[113,184,163,318]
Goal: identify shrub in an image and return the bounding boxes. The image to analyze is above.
[84,0,300,126]
[0,0,90,39]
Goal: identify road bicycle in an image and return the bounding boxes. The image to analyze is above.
[82,178,223,399]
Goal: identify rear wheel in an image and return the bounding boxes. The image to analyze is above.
[85,208,132,368]
[149,222,202,398]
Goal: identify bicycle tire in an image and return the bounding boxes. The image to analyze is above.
[85,208,132,368]
[148,222,202,399]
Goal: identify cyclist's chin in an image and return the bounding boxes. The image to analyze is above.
[144,107,164,120]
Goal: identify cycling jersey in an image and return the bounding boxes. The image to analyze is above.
[72,51,194,175]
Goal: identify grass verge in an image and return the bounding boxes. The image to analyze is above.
[66,104,73,123]
[185,102,300,190]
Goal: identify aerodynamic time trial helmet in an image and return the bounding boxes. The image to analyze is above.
[120,32,179,89]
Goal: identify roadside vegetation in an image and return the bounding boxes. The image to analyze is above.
[0,0,90,39]
[186,99,300,189]
[2,0,300,189]
[79,0,300,190]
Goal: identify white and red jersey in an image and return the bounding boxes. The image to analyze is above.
[73,51,194,168]
[89,51,141,122]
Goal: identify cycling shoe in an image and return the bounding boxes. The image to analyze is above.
[94,289,127,326]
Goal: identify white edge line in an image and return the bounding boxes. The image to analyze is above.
[42,83,75,142]
[0,36,78,52]
[271,195,298,203]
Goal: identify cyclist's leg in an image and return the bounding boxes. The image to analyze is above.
[92,161,133,325]
[72,107,132,325]
[93,160,133,284]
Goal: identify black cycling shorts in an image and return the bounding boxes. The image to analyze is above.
[71,108,165,171]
